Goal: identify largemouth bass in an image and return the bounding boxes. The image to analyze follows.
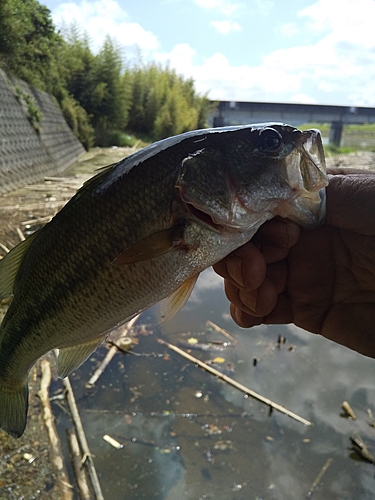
[0,123,327,437]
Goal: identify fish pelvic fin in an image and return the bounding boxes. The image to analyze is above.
[0,231,39,300]
[56,335,107,379]
[0,379,28,438]
[160,273,199,323]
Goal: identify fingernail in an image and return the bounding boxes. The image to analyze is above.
[226,255,244,288]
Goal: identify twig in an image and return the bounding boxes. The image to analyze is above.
[367,409,375,428]
[62,377,104,500]
[67,429,91,500]
[16,227,25,241]
[206,320,237,344]
[86,315,139,388]
[159,339,312,427]
[38,360,73,500]
[306,458,333,498]
[21,215,52,226]
[342,401,357,419]
[0,242,10,253]
[350,432,375,464]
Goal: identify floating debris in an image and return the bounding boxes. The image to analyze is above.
[350,433,375,464]
[103,435,123,449]
[367,409,375,428]
[342,401,357,420]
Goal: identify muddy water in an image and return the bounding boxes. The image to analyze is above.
[53,268,375,500]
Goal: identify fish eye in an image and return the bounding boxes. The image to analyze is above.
[257,128,283,153]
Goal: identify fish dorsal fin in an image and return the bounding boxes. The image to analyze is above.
[160,273,199,323]
[0,231,39,300]
[113,225,186,265]
[56,335,107,378]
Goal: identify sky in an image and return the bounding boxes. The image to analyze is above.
[41,0,375,106]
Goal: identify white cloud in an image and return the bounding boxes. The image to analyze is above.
[155,43,196,76]
[193,0,241,16]
[289,94,317,104]
[278,22,299,38]
[299,0,375,48]
[210,20,242,34]
[52,0,159,53]
[49,0,375,105]
[190,52,301,100]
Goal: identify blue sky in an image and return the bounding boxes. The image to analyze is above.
[41,0,375,106]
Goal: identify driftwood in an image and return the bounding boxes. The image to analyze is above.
[38,360,73,500]
[67,429,91,500]
[86,315,139,388]
[62,377,104,500]
[159,339,312,427]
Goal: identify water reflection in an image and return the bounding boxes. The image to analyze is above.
[55,268,375,500]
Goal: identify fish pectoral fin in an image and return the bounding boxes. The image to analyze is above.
[56,335,107,379]
[0,231,39,300]
[160,273,199,323]
[113,225,186,265]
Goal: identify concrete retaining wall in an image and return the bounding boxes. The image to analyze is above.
[0,69,85,194]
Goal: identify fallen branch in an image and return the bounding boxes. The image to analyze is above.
[38,360,73,500]
[67,429,91,500]
[86,315,139,388]
[159,339,312,427]
[62,377,104,500]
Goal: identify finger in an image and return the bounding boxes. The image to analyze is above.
[213,242,266,291]
[230,294,294,328]
[230,304,263,328]
[224,277,278,318]
[263,294,293,324]
[326,171,375,234]
[253,219,300,264]
[255,218,300,248]
[265,261,288,294]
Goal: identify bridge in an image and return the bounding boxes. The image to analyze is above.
[208,101,375,145]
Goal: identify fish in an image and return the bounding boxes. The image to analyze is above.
[0,123,328,438]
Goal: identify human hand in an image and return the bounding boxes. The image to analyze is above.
[213,168,375,357]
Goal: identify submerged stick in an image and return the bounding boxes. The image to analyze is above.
[206,320,237,344]
[67,429,91,500]
[159,339,312,427]
[38,360,73,500]
[62,377,104,500]
[86,315,139,388]
[306,458,333,498]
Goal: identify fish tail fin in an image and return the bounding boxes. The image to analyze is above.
[0,380,28,438]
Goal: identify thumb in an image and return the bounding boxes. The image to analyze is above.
[325,170,375,235]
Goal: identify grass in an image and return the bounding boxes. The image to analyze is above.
[299,122,375,151]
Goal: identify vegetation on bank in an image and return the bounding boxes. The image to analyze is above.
[0,0,214,149]
[300,122,375,153]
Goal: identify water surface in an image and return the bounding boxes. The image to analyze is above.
[55,269,375,500]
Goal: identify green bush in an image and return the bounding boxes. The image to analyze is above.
[61,95,94,150]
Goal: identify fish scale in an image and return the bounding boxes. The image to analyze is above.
[0,123,328,437]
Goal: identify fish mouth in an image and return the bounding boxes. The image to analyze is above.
[275,129,328,228]
[184,201,231,232]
